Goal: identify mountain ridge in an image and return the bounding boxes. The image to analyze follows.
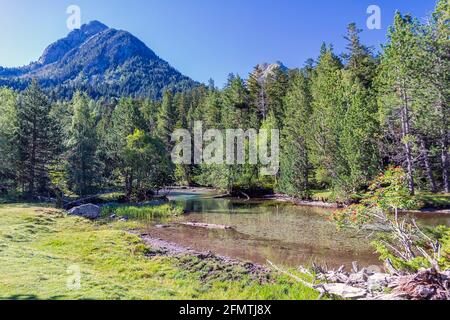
[0,21,197,99]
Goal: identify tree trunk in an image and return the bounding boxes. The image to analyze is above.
[303,145,309,192]
[125,172,133,200]
[401,100,415,195]
[419,136,437,193]
[29,119,37,197]
[442,131,449,193]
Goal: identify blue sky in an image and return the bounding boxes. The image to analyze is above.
[0,0,437,87]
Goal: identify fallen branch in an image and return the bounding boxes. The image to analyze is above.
[288,261,450,300]
[267,260,316,289]
[179,222,233,230]
[239,191,250,201]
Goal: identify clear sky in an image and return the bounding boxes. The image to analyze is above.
[0,0,438,87]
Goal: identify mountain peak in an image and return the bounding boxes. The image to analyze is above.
[80,20,108,34]
[38,21,109,65]
[253,61,289,83]
[1,20,196,99]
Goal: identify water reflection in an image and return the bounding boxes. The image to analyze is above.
[145,189,449,268]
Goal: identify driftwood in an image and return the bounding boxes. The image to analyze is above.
[237,191,250,201]
[212,193,232,199]
[268,260,450,300]
[388,269,450,300]
[179,222,233,230]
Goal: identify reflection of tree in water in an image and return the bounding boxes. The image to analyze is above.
[181,197,277,215]
[178,198,235,214]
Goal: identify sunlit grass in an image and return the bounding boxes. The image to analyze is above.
[101,204,184,220]
[0,203,319,300]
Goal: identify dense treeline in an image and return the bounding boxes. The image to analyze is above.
[0,1,448,202]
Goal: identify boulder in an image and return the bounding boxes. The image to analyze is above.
[68,204,101,219]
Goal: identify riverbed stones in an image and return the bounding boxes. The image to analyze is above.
[68,204,101,219]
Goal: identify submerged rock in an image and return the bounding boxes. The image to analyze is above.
[68,204,101,220]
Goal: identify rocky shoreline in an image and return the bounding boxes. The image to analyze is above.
[139,233,271,283]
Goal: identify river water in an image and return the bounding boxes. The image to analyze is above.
[145,189,450,268]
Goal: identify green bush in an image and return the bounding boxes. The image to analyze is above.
[372,226,450,272]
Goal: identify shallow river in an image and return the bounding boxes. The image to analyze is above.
[145,189,450,268]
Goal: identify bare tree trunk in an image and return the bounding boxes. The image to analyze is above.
[303,149,309,192]
[442,131,449,193]
[29,119,37,197]
[125,172,133,200]
[440,97,449,193]
[419,136,437,193]
[400,99,415,195]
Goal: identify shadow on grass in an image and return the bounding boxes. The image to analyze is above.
[2,294,72,300]
[3,294,39,300]
[0,202,55,209]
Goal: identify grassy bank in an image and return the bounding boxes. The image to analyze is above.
[0,203,318,300]
[101,203,184,220]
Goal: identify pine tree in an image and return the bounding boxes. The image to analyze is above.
[343,23,377,88]
[421,0,449,192]
[0,88,19,193]
[265,66,289,127]
[247,66,267,122]
[376,13,423,195]
[201,88,222,130]
[309,45,348,195]
[17,80,61,197]
[110,97,148,199]
[339,24,381,193]
[65,92,100,196]
[156,90,176,149]
[278,70,312,197]
[140,99,160,135]
[221,74,250,129]
[339,71,380,193]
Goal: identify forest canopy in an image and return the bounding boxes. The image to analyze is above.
[0,0,448,204]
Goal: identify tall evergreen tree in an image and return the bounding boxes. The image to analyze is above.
[278,70,312,197]
[339,71,380,192]
[65,92,100,196]
[343,23,377,88]
[309,45,348,195]
[376,13,423,195]
[156,90,176,149]
[110,97,149,199]
[247,66,267,122]
[17,80,61,197]
[140,99,160,135]
[420,0,449,192]
[265,66,289,127]
[0,88,19,193]
[339,24,381,193]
